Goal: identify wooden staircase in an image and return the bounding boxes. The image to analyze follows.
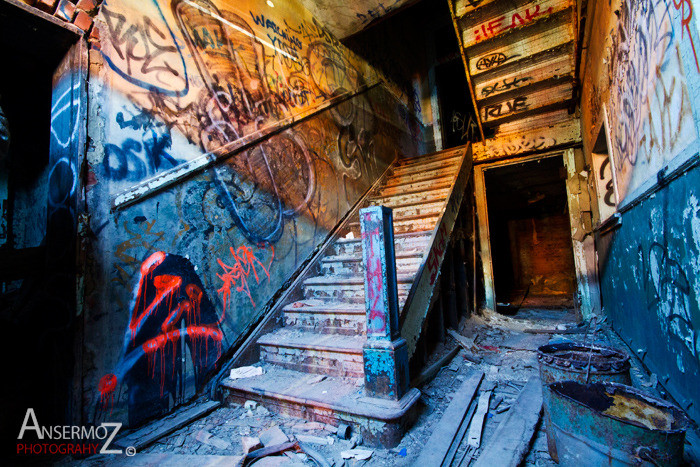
[220,145,471,447]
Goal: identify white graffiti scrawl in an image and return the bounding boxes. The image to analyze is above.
[50,80,82,149]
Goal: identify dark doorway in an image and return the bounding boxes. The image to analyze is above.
[0,1,82,457]
[484,156,576,311]
[434,59,479,148]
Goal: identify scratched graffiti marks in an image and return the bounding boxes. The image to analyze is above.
[476,133,558,161]
[607,0,697,198]
[645,243,697,357]
[113,217,167,292]
[471,4,554,43]
[481,76,532,98]
[101,1,189,96]
[98,252,224,424]
[451,111,479,143]
[475,52,520,71]
[217,244,274,309]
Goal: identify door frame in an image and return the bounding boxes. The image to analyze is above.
[474,149,597,317]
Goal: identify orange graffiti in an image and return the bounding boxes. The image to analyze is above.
[217,244,274,309]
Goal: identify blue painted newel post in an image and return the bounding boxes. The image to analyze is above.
[359,206,410,400]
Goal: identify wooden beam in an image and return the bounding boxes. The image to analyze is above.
[473,167,496,312]
[415,371,484,466]
[115,401,221,451]
[472,116,581,163]
[473,378,543,467]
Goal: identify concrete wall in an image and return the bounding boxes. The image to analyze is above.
[580,0,700,420]
[78,0,423,427]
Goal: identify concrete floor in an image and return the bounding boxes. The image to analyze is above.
[77,308,699,466]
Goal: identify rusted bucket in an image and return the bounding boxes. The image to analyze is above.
[547,381,689,466]
[538,342,631,461]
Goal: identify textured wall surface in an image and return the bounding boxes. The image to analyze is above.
[581,0,700,421]
[78,0,422,427]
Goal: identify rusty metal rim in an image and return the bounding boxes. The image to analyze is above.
[549,381,689,435]
[537,342,630,373]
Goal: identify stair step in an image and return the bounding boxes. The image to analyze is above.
[258,329,365,378]
[371,199,445,218]
[302,274,414,303]
[377,180,453,197]
[220,365,421,447]
[346,213,440,236]
[283,301,366,335]
[382,166,459,188]
[320,251,423,276]
[332,231,431,256]
[376,174,455,193]
[397,146,467,167]
[390,155,463,177]
[368,187,451,208]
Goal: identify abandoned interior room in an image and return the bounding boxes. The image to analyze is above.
[2,0,700,464]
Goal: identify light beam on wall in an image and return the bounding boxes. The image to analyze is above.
[182,0,296,61]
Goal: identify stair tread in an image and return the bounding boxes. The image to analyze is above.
[390,156,463,175]
[304,273,416,285]
[349,212,440,225]
[383,169,459,187]
[397,147,467,167]
[258,328,365,352]
[375,182,454,197]
[334,230,432,244]
[378,174,455,190]
[221,364,421,421]
[321,251,424,263]
[283,300,366,314]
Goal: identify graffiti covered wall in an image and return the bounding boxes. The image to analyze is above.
[80,0,422,427]
[581,0,700,421]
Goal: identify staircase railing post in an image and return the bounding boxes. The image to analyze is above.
[359,206,410,400]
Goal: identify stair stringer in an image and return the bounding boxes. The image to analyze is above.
[399,143,473,357]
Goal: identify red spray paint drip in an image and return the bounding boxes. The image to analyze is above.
[98,374,118,414]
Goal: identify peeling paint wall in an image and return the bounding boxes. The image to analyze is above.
[581,0,700,420]
[81,0,422,427]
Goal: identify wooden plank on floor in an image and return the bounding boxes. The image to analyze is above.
[115,400,221,451]
[415,371,484,466]
[467,390,492,447]
[473,377,543,467]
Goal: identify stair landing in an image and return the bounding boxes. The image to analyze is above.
[222,364,421,447]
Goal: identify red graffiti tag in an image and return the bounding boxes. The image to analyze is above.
[673,0,700,72]
[217,244,274,309]
[98,374,118,414]
[472,5,553,43]
[426,224,448,285]
[362,219,386,336]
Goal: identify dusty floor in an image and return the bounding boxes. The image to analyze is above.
[77,308,699,466]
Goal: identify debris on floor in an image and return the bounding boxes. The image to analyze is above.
[73,308,698,466]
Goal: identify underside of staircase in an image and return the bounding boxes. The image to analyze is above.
[220,145,471,447]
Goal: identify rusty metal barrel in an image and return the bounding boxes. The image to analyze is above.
[538,342,632,461]
[547,381,689,466]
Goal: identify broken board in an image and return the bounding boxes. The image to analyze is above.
[473,377,543,467]
[115,400,221,451]
[415,371,484,466]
